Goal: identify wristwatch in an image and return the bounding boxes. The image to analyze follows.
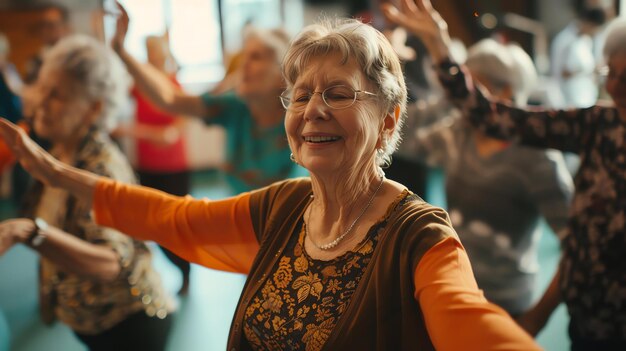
[27,217,48,248]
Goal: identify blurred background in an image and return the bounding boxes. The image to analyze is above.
[0,0,624,350]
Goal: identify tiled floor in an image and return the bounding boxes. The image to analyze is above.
[0,170,569,350]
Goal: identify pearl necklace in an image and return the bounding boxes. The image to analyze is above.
[306,175,385,251]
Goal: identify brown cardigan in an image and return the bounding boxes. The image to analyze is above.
[227,178,453,350]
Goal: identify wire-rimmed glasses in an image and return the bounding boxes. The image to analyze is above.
[279,85,377,110]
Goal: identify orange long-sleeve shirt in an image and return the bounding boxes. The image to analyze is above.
[94,178,540,350]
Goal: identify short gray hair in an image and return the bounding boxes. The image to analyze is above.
[465,39,537,106]
[603,18,626,61]
[40,34,130,131]
[282,18,407,167]
[244,27,291,64]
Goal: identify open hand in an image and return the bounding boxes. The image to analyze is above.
[111,1,130,54]
[381,0,451,63]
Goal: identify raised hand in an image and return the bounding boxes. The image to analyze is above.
[0,119,60,187]
[111,1,130,54]
[381,0,451,63]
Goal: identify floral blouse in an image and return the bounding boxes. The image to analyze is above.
[22,131,173,334]
[242,191,411,350]
[437,60,626,340]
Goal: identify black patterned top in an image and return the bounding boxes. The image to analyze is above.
[437,60,626,340]
[242,191,411,350]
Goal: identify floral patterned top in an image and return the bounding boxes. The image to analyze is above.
[22,131,173,334]
[437,60,626,340]
[242,191,411,350]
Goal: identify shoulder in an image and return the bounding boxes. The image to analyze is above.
[386,196,459,270]
[249,177,312,211]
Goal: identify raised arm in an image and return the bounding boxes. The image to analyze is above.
[112,2,215,118]
[414,237,541,350]
[383,0,595,153]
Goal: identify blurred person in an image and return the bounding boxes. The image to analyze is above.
[0,35,173,351]
[398,37,574,316]
[112,4,307,195]
[24,2,71,84]
[114,34,192,295]
[550,5,608,108]
[0,18,540,351]
[383,1,626,349]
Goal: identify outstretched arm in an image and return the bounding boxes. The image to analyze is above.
[112,2,216,118]
[0,218,121,281]
[0,118,259,274]
[0,119,100,206]
[415,238,541,350]
[384,0,593,153]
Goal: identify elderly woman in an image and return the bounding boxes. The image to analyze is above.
[0,35,172,351]
[398,37,574,316]
[384,0,626,349]
[0,20,538,350]
[112,4,306,195]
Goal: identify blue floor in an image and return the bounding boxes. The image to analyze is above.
[0,170,569,350]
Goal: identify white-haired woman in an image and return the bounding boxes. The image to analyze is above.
[398,38,574,316]
[384,0,626,349]
[112,4,306,195]
[0,20,539,350]
[0,35,173,351]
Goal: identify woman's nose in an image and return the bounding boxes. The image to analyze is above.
[302,93,330,121]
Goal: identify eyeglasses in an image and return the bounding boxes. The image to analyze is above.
[279,85,377,110]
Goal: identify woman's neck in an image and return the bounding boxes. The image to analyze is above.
[308,166,382,239]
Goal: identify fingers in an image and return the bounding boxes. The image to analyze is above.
[415,0,433,11]
[116,1,129,19]
[403,0,420,14]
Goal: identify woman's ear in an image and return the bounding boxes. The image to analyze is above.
[384,105,399,132]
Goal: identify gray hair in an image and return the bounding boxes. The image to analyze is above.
[603,18,626,61]
[244,27,291,64]
[283,18,407,167]
[465,39,537,106]
[40,34,130,131]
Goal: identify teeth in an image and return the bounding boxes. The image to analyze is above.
[304,136,340,143]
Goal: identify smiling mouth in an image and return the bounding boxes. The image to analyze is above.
[303,136,342,143]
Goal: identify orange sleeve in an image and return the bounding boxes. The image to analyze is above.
[414,237,541,351]
[93,178,259,274]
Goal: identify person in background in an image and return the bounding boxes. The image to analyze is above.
[112,3,306,195]
[383,0,626,349]
[24,2,71,84]
[0,17,540,351]
[0,35,173,351]
[114,34,192,295]
[398,37,574,316]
